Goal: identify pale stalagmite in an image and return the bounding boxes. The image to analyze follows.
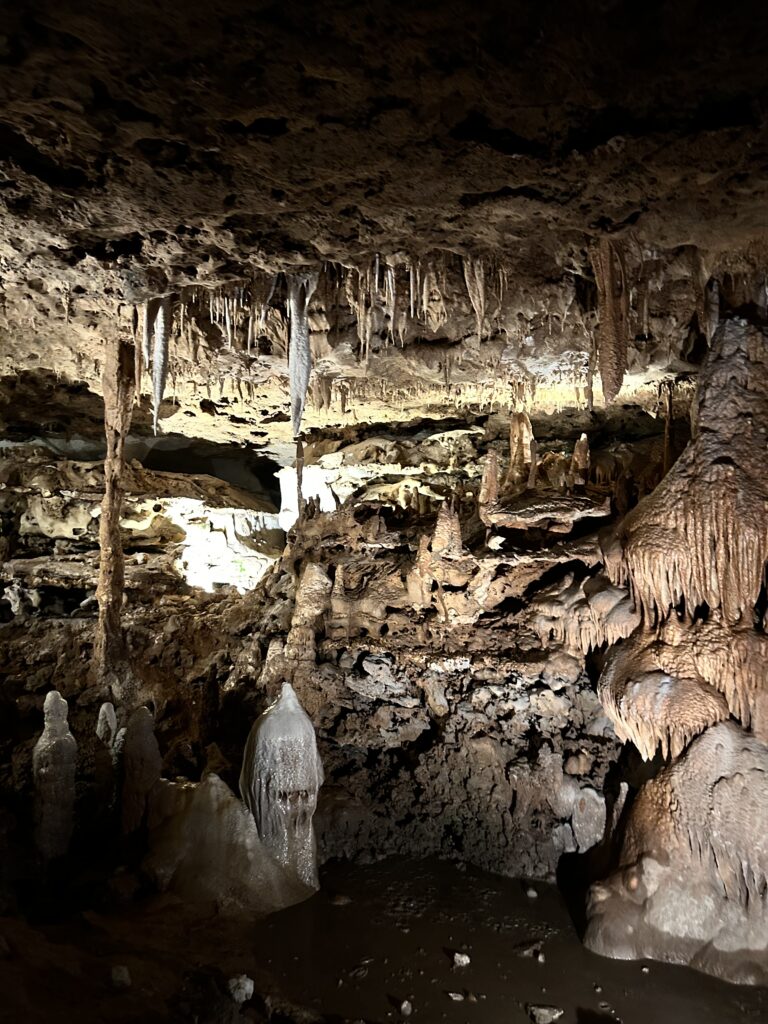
[32,690,77,861]
[239,683,324,889]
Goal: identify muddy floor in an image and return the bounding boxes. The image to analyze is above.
[1,858,767,1023]
[257,858,768,1024]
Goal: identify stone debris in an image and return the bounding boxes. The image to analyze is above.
[228,974,255,1004]
[111,965,132,990]
[527,1006,564,1024]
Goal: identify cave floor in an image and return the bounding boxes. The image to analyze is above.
[1,858,766,1023]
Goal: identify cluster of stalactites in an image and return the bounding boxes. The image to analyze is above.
[530,573,640,656]
[343,255,456,357]
[600,614,768,750]
[134,276,278,434]
[342,252,513,357]
[608,318,768,626]
[599,665,729,761]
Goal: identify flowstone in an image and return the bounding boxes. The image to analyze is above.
[145,773,309,916]
[239,683,324,888]
[585,723,768,985]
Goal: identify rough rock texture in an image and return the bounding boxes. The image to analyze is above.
[0,411,660,885]
[2,4,763,449]
[585,722,768,986]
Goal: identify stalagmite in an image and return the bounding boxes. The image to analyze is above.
[570,433,590,488]
[506,408,534,491]
[590,237,629,403]
[585,722,768,985]
[431,501,464,557]
[287,273,319,437]
[121,706,162,834]
[239,683,324,889]
[478,449,500,527]
[96,701,118,749]
[94,336,135,702]
[32,690,77,861]
[144,773,310,915]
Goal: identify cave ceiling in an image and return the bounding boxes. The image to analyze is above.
[1,0,768,453]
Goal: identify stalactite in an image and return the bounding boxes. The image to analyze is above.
[705,278,720,343]
[599,627,731,761]
[151,296,171,436]
[224,294,234,348]
[662,382,674,475]
[384,262,397,341]
[463,256,486,339]
[590,237,629,403]
[287,273,318,437]
[530,574,640,655]
[422,261,447,333]
[141,298,157,367]
[94,336,135,704]
[133,310,143,402]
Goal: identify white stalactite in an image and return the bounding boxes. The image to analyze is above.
[287,273,319,437]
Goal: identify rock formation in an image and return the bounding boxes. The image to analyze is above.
[145,773,310,916]
[120,706,162,835]
[32,690,77,861]
[586,317,768,980]
[585,723,768,986]
[239,683,324,889]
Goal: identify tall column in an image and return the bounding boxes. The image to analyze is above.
[94,337,135,702]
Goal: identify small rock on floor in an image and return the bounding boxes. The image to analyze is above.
[228,974,254,1004]
[111,965,131,990]
[526,1005,564,1023]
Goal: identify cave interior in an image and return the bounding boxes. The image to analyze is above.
[1,2,768,1022]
